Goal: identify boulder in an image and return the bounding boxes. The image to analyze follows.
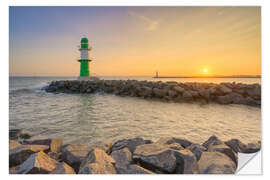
[79,148,116,174]
[216,95,233,104]
[173,86,185,94]
[111,148,132,167]
[50,162,76,174]
[208,87,216,94]
[198,89,210,100]
[133,143,177,173]
[198,152,236,174]
[168,90,177,98]
[17,151,59,174]
[138,86,152,97]
[24,138,62,153]
[174,149,199,174]
[61,144,92,172]
[116,164,154,174]
[226,139,248,153]
[153,88,167,98]
[111,137,147,153]
[225,139,260,153]
[245,142,261,153]
[208,143,238,165]
[219,85,232,94]
[182,91,193,101]
[155,137,192,148]
[186,144,206,161]
[9,142,49,167]
[202,135,223,149]
[89,142,113,154]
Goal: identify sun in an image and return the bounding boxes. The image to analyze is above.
[203,68,208,73]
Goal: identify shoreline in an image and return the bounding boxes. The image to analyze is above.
[44,79,261,107]
[9,129,261,174]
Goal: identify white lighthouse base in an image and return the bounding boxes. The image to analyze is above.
[77,76,100,81]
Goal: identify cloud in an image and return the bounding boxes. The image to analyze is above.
[128,11,160,31]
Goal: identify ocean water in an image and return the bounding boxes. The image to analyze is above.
[9,76,261,145]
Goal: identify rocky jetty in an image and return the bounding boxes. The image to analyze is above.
[9,129,261,174]
[44,79,261,106]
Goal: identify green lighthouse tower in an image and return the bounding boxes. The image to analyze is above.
[78,37,92,80]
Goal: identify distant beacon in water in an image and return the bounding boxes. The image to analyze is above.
[78,37,92,80]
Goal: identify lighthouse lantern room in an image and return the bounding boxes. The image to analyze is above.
[78,37,92,80]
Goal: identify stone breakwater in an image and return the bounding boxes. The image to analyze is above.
[9,129,261,174]
[44,80,261,106]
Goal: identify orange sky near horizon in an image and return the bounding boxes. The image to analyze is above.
[9,7,261,77]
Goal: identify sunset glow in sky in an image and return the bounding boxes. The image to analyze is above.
[9,7,261,77]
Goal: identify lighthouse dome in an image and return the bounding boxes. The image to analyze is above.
[81,37,88,43]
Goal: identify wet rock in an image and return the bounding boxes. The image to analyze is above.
[156,137,192,148]
[202,135,223,149]
[17,151,59,174]
[79,148,116,174]
[9,141,49,167]
[51,162,76,174]
[186,144,207,161]
[61,144,92,172]
[208,143,238,165]
[174,149,199,174]
[112,137,147,153]
[24,138,62,153]
[198,152,236,174]
[133,143,177,173]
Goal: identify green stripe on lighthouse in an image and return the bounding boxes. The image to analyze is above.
[80,60,90,76]
[78,37,92,78]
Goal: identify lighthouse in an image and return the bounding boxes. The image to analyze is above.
[78,37,92,80]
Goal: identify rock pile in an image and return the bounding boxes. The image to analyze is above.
[9,130,261,174]
[44,80,261,106]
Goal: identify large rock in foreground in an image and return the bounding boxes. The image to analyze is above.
[9,141,49,167]
[198,152,236,174]
[50,162,76,174]
[133,143,178,173]
[61,144,92,172]
[17,151,59,174]
[79,148,116,174]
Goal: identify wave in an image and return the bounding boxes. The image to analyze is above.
[9,82,49,95]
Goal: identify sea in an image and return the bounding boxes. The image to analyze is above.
[9,76,261,145]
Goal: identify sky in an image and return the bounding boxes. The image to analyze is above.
[9,6,261,77]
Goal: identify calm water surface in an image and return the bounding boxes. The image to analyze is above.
[9,76,261,145]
